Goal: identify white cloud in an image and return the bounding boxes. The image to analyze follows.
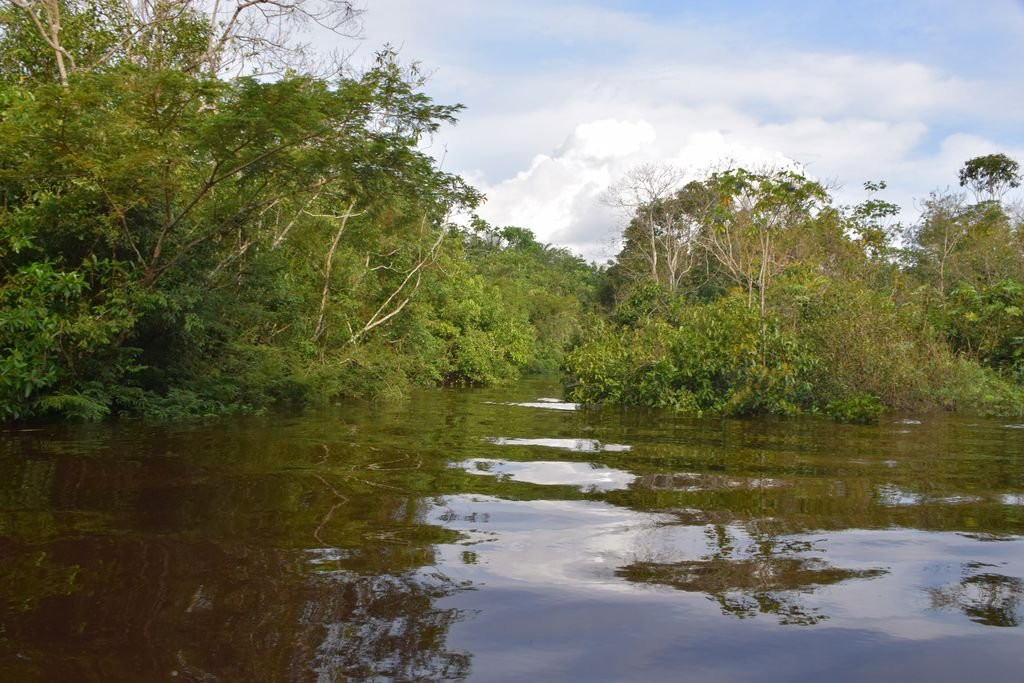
[474,120,656,260]
[556,119,656,161]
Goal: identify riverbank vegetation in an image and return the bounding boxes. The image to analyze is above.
[0,0,596,419]
[564,162,1024,420]
[1,2,1022,421]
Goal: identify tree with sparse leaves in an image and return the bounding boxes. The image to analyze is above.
[958,153,1021,202]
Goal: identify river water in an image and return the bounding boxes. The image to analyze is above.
[2,379,1023,681]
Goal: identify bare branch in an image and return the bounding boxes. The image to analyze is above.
[349,217,443,344]
[199,0,365,76]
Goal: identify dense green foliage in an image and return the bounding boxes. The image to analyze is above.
[567,296,815,416]
[0,1,597,419]
[2,2,1022,423]
[565,167,1024,421]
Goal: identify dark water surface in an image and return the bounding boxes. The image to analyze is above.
[2,380,1023,681]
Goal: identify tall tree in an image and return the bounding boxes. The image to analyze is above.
[700,168,829,317]
[958,153,1021,203]
[0,5,483,417]
[1,0,363,84]
[605,163,684,285]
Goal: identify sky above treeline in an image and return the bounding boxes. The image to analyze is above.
[343,0,1024,260]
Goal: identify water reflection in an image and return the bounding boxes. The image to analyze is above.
[486,437,631,452]
[2,380,1024,679]
[0,534,471,680]
[499,397,580,411]
[619,525,887,625]
[929,564,1024,627]
[430,494,671,589]
[302,572,471,681]
[632,472,788,492]
[456,458,635,491]
[0,432,472,680]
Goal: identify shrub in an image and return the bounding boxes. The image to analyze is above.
[564,295,816,417]
[824,395,884,424]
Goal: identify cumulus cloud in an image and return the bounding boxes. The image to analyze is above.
[475,119,807,261]
[555,119,657,160]
[474,120,638,260]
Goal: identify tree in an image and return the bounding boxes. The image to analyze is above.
[0,0,364,85]
[846,180,901,260]
[700,168,829,317]
[197,0,364,76]
[905,191,1021,296]
[904,193,970,298]
[3,0,79,86]
[958,153,1021,203]
[608,165,722,294]
[657,180,717,292]
[605,163,684,285]
[0,5,485,417]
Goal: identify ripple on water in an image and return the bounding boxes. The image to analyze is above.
[877,484,984,507]
[486,436,631,452]
[632,471,789,492]
[454,458,636,491]
[876,485,923,506]
[484,397,580,411]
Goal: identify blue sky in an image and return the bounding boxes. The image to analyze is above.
[345,0,1024,259]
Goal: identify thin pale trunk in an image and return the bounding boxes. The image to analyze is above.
[759,231,770,318]
[312,200,357,342]
[272,184,325,249]
[48,12,69,87]
[12,0,75,88]
[939,226,949,298]
[649,215,658,280]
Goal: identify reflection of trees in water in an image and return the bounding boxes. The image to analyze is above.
[610,428,1024,539]
[0,536,472,681]
[304,571,470,681]
[0,447,472,680]
[619,524,886,625]
[929,563,1023,627]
